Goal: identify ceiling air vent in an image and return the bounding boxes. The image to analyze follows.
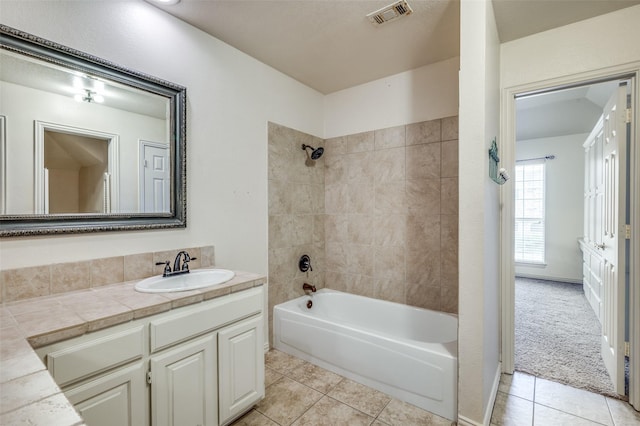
[366,0,413,26]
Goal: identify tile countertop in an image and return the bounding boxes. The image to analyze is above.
[0,270,266,426]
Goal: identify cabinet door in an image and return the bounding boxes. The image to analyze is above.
[65,361,147,426]
[150,334,217,426]
[218,315,264,425]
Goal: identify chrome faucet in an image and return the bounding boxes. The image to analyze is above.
[173,250,196,274]
[156,251,197,277]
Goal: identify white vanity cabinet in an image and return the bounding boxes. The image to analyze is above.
[150,334,217,426]
[65,361,148,426]
[218,315,264,426]
[36,285,265,426]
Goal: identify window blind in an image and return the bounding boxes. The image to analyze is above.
[514,162,545,264]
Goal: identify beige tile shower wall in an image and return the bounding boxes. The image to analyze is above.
[324,117,458,314]
[268,123,325,340]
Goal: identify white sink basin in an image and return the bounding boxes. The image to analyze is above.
[134,269,235,293]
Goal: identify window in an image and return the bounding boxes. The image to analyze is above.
[515,162,545,264]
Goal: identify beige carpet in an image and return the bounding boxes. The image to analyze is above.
[515,277,619,398]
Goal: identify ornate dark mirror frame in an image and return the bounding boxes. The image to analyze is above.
[0,25,187,237]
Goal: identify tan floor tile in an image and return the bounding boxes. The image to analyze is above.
[328,378,391,417]
[0,370,61,413]
[291,396,373,426]
[265,349,306,374]
[606,397,640,425]
[533,404,603,425]
[256,377,323,426]
[377,398,452,426]
[230,409,279,426]
[490,391,533,426]
[0,392,83,426]
[286,361,343,394]
[534,378,613,425]
[265,367,283,387]
[499,372,535,401]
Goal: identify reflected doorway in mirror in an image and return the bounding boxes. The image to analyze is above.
[139,140,170,213]
[34,121,120,215]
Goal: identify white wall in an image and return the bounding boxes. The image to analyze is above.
[0,0,324,273]
[515,134,587,283]
[501,5,640,89]
[458,0,501,424]
[323,57,459,138]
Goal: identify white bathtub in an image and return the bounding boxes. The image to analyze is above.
[273,289,458,421]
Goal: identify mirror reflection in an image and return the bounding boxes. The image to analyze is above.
[1,49,170,215]
[0,25,186,236]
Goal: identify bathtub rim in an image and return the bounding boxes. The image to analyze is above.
[274,288,458,355]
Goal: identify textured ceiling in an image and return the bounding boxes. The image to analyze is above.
[151,0,460,94]
[150,0,640,94]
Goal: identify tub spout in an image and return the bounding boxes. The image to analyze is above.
[303,283,316,293]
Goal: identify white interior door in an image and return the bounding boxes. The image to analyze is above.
[140,141,170,213]
[600,83,628,395]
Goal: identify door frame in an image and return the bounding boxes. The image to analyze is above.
[500,63,640,407]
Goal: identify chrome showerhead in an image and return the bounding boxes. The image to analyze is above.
[302,144,324,160]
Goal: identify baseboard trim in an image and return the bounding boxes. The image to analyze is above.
[483,362,502,426]
[515,273,582,284]
[457,362,501,426]
[263,342,270,353]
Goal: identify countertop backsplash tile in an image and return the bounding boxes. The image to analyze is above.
[0,245,215,304]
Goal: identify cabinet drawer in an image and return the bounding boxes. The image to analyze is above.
[150,286,263,353]
[47,325,145,387]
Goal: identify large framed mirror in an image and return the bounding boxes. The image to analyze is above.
[0,25,187,237]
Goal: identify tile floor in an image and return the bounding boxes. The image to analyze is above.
[490,371,640,425]
[231,350,640,426]
[230,349,454,426]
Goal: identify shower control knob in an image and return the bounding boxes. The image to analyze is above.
[299,254,312,272]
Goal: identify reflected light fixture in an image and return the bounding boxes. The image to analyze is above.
[74,89,104,103]
[73,76,105,103]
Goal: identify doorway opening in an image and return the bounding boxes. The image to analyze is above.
[34,121,119,214]
[501,70,638,409]
[513,79,626,397]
